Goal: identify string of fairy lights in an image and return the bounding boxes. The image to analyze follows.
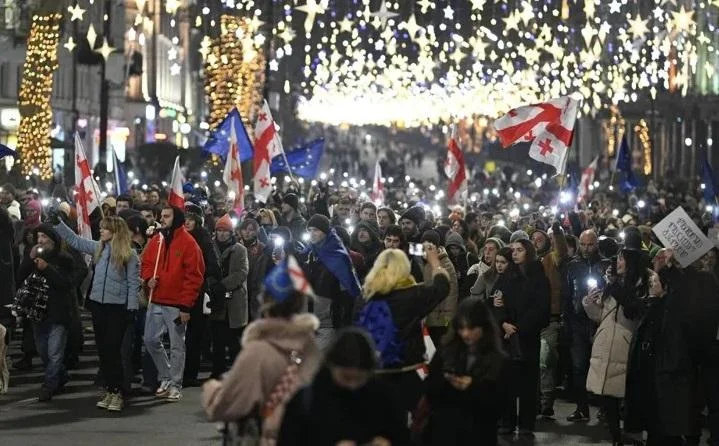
[17,13,62,180]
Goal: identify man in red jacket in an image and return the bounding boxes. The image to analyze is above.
[141,206,205,401]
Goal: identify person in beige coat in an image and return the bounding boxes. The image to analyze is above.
[583,240,648,446]
[420,230,458,345]
[202,257,321,445]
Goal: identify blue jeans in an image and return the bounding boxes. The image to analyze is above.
[143,304,186,390]
[33,321,68,392]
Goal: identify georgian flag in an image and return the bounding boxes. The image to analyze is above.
[494,95,581,175]
[74,134,101,239]
[444,126,467,204]
[371,160,384,205]
[253,100,282,203]
[168,156,185,208]
[577,157,598,203]
[223,115,245,213]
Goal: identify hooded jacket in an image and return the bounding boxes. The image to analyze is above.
[202,313,321,438]
[534,227,568,317]
[140,210,205,312]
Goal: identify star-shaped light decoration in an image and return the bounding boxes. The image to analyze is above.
[86,24,98,48]
[370,2,399,29]
[295,0,326,34]
[401,14,422,39]
[167,47,178,61]
[198,36,211,60]
[380,25,394,42]
[469,0,487,11]
[583,0,596,17]
[170,63,181,76]
[711,0,719,9]
[95,37,115,61]
[670,6,694,33]
[279,27,296,44]
[67,4,86,22]
[518,1,534,25]
[339,17,353,33]
[503,12,521,31]
[165,0,181,14]
[627,15,649,40]
[248,15,265,33]
[608,0,622,13]
[580,22,595,47]
[449,46,465,65]
[443,5,454,20]
[63,36,77,52]
[652,5,665,19]
[698,32,711,45]
[417,0,435,14]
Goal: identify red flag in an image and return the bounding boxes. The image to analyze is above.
[223,115,245,212]
[73,134,101,239]
[577,157,598,203]
[253,100,280,203]
[168,156,184,208]
[371,160,384,205]
[444,126,467,204]
[494,96,581,175]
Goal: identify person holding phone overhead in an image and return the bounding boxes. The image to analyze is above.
[420,230,459,345]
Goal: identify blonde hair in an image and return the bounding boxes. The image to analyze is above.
[258,208,277,227]
[363,249,412,299]
[96,216,134,270]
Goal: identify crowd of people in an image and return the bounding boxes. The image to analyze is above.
[0,159,718,446]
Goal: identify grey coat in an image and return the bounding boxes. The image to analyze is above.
[213,242,249,329]
[55,221,140,311]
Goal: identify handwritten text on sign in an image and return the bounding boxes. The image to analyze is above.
[652,207,713,268]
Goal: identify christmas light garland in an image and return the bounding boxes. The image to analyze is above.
[634,119,652,175]
[17,13,62,180]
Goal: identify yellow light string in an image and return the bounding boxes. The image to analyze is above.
[634,119,652,175]
[604,105,625,158]
[17,13,62,180]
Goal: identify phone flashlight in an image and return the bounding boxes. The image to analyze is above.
[587,278,598,290]
[273,236,284,248]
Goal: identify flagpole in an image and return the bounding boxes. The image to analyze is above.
[76,133,105,219]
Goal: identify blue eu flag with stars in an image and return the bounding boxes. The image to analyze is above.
[271,138,325,179]
[202,108,254,162]
[615,135,639,192]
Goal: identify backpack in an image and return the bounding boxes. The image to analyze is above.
[356,300,404,368]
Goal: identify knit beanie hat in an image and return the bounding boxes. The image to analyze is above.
[307,214,331,234]
[445,231,466,250]
[400,205,425,227]
[487,225,512,245]
[283,193,300,211]
[484,237,505,251]
[215,214,234,232]
[102,197,116,208]
[420,229,441,247]
[510,230,530,244]
[35,223,61,247]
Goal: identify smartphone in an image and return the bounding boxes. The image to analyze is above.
[409,242,425,257]
[272,236,284,257]
[586,277,598,291]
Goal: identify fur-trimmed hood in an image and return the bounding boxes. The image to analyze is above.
[241,313,320,352]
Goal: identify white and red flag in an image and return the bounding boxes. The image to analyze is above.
[253,100,283,203]
[224,114,245,213]
[444,126,468,204]
[371,160,384,205]
[494,95,581,175]
[73,134,101,239]
[577,157,599,203]
[168,156,185,209]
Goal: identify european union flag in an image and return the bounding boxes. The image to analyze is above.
[202,108,254,162]
[703,157,717,204]
[271,138,325,179]
[0,144,16,159]
[615,135,639,192]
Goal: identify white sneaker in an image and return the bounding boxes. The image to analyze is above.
[155,380,171,398]
[166,387,182,402]
[107,393,124,412]
[96,392,113,409]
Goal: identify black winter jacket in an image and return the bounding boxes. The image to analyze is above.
[17,247,75,326]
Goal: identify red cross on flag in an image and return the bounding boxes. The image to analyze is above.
[494,95,581,175]
[287,255,314,296]
[74,134,101,239]
[253,100,282,203]
[577,156,598,203]
[445,125,468,204]
[223,114,245,213]
[371,160,384,205]
[168,156,185,209]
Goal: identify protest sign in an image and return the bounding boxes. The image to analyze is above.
[652,207,714,268]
